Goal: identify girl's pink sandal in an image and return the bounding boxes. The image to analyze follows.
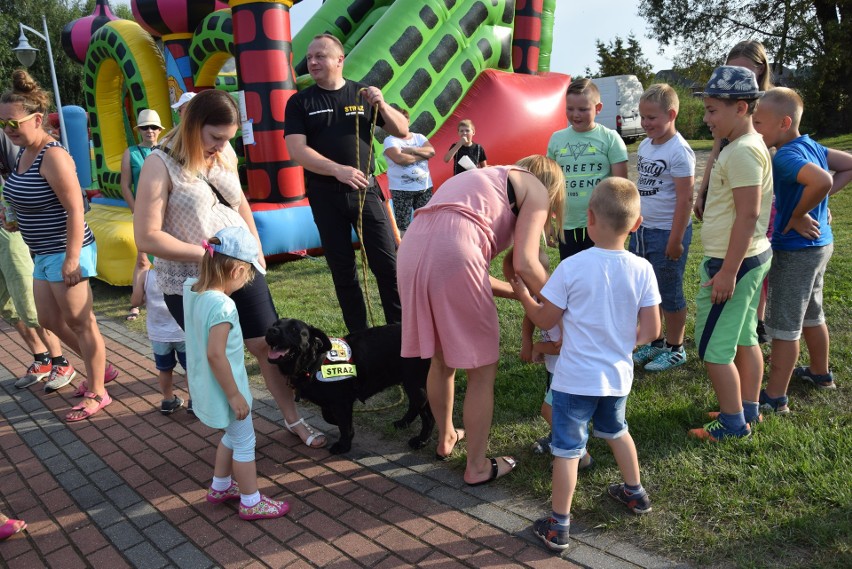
[66,391,112,422]
[0,518,26,540]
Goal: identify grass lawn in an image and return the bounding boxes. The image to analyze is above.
[90,138,851,569]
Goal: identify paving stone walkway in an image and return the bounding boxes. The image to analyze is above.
[0,316,689,568]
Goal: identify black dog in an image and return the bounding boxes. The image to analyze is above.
[266,318,434,454]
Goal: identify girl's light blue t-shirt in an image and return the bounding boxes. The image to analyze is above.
[183,279,252,429]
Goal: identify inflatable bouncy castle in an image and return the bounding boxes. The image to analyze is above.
[59,0,568,285]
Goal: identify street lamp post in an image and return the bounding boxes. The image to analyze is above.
[12,15,69,150]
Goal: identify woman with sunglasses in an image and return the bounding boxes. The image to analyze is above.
[0,69,111,421]
[122,109,163,320]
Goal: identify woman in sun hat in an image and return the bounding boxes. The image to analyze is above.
[171,92,196,120]
[122,109,164,320]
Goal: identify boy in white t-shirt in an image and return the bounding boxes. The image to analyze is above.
[631,84,696,372]
[511,178,661,552]
[130,267,187,414]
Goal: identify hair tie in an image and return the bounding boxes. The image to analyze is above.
[201,240,215,258]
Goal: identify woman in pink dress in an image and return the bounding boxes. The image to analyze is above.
[398,155,564,485]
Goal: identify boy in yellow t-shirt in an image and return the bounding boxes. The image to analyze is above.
[689,66,773,442]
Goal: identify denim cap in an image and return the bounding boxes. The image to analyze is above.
[211,226,266,275]
[694,65,764,100]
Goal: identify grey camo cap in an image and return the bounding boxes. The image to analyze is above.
[694,65,764,99]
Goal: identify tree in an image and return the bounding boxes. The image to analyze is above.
[638,0,852,134]
[590,34,654,85]
[0,0,124,109]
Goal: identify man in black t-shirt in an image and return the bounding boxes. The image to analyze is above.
[285,34,409,333]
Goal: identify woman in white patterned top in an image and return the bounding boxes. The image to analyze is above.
[134,89,327,449]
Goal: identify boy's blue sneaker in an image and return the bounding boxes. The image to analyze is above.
[688,419,751,442]
[531,433,552,454]
[533,516,570,551]
[644,347,687,371]
[633,343,665,366]
[793,366,836,390]
[607,483,652,514]
[758,389,790,415]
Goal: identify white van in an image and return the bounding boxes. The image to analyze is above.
[590,75,644,143]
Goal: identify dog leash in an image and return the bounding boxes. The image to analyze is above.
[354,88,379,328]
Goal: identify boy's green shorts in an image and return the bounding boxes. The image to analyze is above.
[0,229,39,327]
[694,250,771,365]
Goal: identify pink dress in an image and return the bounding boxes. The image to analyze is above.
[398,166,519,368]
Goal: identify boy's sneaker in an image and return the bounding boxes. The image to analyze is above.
[206,481,240,504]
[644,347,687,371]
[793,366,836,389]
[161,396,185,415]
[44,365,77,393]
[758,389,790,415]
[531,433,552,454]
[15,362,53,389]
[688,419,751,442]
[707,411,764,425]
[607,483,652,514]
[633,343,664,366]
[186,399,194,416]
[239,495,289,520]
[532,516,570,551]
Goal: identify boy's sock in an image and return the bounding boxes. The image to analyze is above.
[550,511,570,528]
[34,352,50,365]
[742,401,760,424]
[211,475,232,492]
[665,341,683,352]
[240,491,261,508]
[624,483,645,495]
[650,338,665,348]
[717,411,748,434]
[51,355,70,367]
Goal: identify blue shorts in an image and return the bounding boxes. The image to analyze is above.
[152,340,187,372]
[550,391,629,459]
[629,225,691,312]
[33,243,98,282]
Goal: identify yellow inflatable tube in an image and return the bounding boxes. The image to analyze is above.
[85,204,137,286]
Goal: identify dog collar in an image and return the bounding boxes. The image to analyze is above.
[316,338,357,382]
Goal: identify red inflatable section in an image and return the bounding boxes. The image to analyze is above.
[428,69,570,191]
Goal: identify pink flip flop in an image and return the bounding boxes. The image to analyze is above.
[0,518,26,540]
[66,391,112,422]
[73,364,119,398]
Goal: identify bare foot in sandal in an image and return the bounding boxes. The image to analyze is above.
[436,428,465,461]
[284,417,327,449]
[126,307,140,321]
[464,456,517,486]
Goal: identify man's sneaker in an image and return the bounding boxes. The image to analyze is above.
[644,347,687,371]
[15,362,53,389]
[44,365,77,393]
[633,343,665,366]
[607,483,652,514]
[532,516,570,551]
[688,419,751,442]
[161,396,184,415]
[793,366,836,389]
[758,389,790,415]
[707,411,764,425]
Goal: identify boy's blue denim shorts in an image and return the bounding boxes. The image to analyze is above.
[629,225,691,312]
[152,340,187,372]
[550,391,629,458]
[33,242,98,282]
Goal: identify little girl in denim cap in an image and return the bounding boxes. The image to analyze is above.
[183,226,288,520]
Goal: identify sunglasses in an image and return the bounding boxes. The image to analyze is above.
[0,113,40,130]
[138,125,161,131]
